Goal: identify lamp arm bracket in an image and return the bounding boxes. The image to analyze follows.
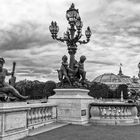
[73,33,82,43]
[55,37,65,42]
[78,39,89,44]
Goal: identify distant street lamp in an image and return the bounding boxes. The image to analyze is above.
[138,62,140,79]
[49,3,92,70]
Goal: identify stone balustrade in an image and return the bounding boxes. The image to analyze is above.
[89,102,139,125]
[0,102,57,140]
[27,103,57,129]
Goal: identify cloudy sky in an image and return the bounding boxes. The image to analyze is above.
[0,0,140,82]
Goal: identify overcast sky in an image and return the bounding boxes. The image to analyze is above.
[0,0,140,82]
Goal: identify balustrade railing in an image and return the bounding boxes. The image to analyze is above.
[89,102,138,124]
[93,106,132,119]
[27,103,57,128]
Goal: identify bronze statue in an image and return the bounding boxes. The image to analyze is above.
[9,61,16,87]
[57,55,87,88]
[0,58,28,101]
[57,55,72,86]
[78,55,86,82]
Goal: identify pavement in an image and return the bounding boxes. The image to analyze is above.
[22,123,140,140]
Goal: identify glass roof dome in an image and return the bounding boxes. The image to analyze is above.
[93,73,123,84]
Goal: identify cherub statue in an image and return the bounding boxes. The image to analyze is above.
[57,55,72,86]
[77,55,86,82]
[0,58,28,101]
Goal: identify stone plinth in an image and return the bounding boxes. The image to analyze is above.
[0,102,29,140]
[49,88,93,124]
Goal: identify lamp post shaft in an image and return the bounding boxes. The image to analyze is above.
[69,53,75,69]
[68,46,76,69]
[68,24,77,69]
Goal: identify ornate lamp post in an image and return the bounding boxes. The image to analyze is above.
[49,3,92,87]
[49,3,92,69]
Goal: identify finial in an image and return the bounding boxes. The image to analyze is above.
[118,63,123,76]
[70,3,75,9]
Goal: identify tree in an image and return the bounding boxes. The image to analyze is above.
[88,82,109,98]
[43,81,56,98]
[15,80,56,99]
[88,82,129,99]
[116,84,128,99]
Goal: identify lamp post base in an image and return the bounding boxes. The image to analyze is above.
[49,88,93,125]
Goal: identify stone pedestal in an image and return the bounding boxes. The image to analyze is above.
[0,102,29,140]
[49,88,93,125]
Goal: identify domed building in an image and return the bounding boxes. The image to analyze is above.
[93,64,140,92]
[93,73,125,90]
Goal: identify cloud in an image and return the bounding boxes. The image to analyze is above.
[0,21,55,51]
[87,60,116,66]
[0,0,140,82]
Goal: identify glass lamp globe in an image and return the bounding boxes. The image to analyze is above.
[66,3,79,23]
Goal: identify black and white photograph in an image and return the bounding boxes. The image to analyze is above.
[0,0,140,140]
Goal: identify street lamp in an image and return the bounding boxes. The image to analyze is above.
[66,3,79,25]
[49,3,92,78]
[49,21,59,39]
[138,62,140,79]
